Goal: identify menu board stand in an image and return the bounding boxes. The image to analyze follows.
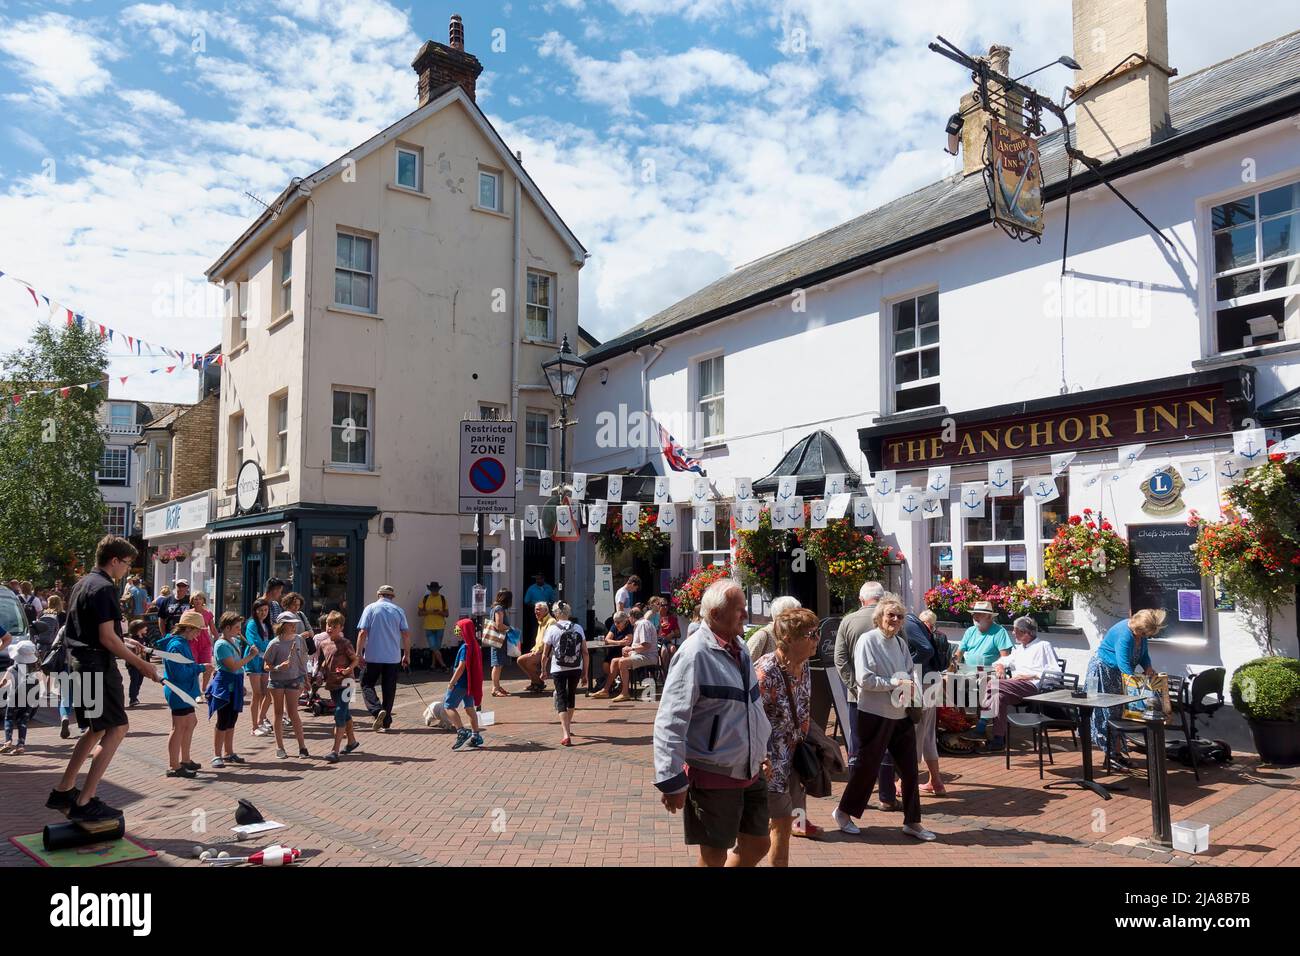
[1128,523,1204,639]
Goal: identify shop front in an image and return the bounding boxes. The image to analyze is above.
[143,491,215,601]
[859,367,1293,679]
[207,503,377,634]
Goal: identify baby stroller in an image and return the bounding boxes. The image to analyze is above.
[300,654,335,718]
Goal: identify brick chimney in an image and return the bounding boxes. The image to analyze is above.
[412,13,484,105]
[1070,0,1173,161]
[958,44,1025,176]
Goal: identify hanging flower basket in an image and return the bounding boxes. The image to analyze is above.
[670,563,733,618]
[733,505,792,595]
[594,505,671,564]
[794,512,898,601]
[1042,509,1130,601]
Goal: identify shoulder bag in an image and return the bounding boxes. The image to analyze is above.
[776,664,822,790]
[481,612,507,649]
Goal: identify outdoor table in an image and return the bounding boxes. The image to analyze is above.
[1024,689,1133,799]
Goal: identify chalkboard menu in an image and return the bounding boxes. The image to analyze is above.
[1128,523,1204,637]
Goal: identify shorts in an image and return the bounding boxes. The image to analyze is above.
[330,688,352,727]
[425,629,444,650]
[552,670,580,712]
[71,653,127,732]
[215,704,238,731]
[626,653,656,670]
[170,706,196,718]
[271,678,304,691]
[444,685,475,710]
[766,774,807,819]
[683,777,769,849]
[489,645,508,669]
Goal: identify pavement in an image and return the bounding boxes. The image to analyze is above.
[2,664,1297,867]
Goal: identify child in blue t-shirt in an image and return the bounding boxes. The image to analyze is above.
[161,611,206,779]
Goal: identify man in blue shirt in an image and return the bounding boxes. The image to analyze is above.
[523,572,557,650]
[128,577,149,617]
[356,585,410,733]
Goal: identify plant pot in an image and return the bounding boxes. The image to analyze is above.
[1032,611,1056,630]
[1247,719,1300,765]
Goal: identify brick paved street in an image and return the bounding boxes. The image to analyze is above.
[2,664,1297,868]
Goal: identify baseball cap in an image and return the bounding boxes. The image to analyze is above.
[275,611,301,627]
[174,579,190,587]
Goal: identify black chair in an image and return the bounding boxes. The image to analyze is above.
[1006,710,1054,778]
[1166,667,1226,781]
[1104,675,1186,778]
[1034,673,1080,750]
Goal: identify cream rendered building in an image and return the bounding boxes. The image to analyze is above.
[203,18,586,637]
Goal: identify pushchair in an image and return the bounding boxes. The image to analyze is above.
[300,656,335,718]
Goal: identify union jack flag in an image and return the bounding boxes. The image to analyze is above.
[658,421,706,476]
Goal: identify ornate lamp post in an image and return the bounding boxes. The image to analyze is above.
[541,334,587,601]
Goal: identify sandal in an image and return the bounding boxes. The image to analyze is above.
[491,688,510,698]
[919,784,947,796]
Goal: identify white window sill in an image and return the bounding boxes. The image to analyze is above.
[228,341,249,359]
[264,469,290,484]
[387,183,429,199]
[473,204,510,220]
[1193,339,1300,369]
[267,311,293,332]
[327,304,382,321]
[324,466,380,477]
[522,335,557,346]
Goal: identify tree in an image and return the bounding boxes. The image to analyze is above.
[0,323,108,583]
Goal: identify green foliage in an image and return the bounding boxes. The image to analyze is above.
[0,324,109,583]
[1231,656,1300,723]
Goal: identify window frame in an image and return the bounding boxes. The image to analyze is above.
[234,280,250,347]
[334,229,376,314]
[1205,175,1300,355]
[270,390,289,473]
[278,244,293,317]
[97,446,130,484]
[395,144,422,192]
[227,412,244,485]
[477,167,502,212]
[330,387,374,471]
[525,270,555,342]
[459,538,496,614]
[694,353,725,446]
[108,404,134,430]
[104,503,129,537]
[888,289,941,414]
[525,409,550,475]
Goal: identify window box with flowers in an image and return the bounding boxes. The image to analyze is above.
[1191,453,1300,653]
[670,563,734,619]
[1042,509,1130,603]
[923,578,985,624]
[984,580,1063,629]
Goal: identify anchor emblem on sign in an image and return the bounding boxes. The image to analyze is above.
[902,493,919,514]
[828,479,842,494]
[813,504,826,522]
[1220,460,1241,479]
[991,468,1008,491]
[929,475,946,493]
[923,498,940,515]
[877,477,893,495]
[965,489,980,509]
[1188,466,1207,483]
[1035,481,1052,499]
[744,505,758,522]
[788,503,801,522]
[659,510,675,527]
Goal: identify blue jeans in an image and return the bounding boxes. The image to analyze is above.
[425,629,444,650]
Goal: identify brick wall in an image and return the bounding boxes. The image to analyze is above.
[169,392,219,498]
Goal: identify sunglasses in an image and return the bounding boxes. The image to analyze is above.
[884,612,903,620]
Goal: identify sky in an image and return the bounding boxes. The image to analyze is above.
[0,0,1296,403]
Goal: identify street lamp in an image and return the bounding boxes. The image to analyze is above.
[541,333,587,601]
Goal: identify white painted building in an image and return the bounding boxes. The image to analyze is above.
[573,3,1300,686]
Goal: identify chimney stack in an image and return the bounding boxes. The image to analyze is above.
[412,13,484,105]
[1070,0,1174,161]
[958,44,1024,177]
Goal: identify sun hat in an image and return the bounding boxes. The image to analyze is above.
[428,582,440,591]
[177,610,207,630]
[174,579,190,587]
[12,640,38,665]
[970,601,996,616]
[275,611,301,628]
[377,584,396,596]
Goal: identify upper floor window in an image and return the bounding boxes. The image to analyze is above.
[478,169,501,212]
[695,354,725,445]
[152,444,169,497]
[526,271,554,341]
[892,291,940,413]
[234,280,250,346]
[1211,180,1300,353]
[395,146,421,191]
[227,413,244,484]
[104,504,129,537]
[525,410,550,473]
[479,404,503,421]
[109,405,133,430]
[97,447,129,484]
[331,388,372,469]
[335,231,375,312]
[279,245,293,316]
[271,392,289,473]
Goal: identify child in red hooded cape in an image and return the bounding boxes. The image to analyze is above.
[443,617,484,750]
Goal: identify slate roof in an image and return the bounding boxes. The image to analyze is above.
[584,30,1300,364]
[752,430,862,497]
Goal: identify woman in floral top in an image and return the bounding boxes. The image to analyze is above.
[754,607,821,867]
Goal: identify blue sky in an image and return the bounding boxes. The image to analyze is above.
[0,0,1295,402]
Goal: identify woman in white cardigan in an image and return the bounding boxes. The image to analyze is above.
[832,596,936,841]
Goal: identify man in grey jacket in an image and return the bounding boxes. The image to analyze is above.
[833,580,884,768]
[654,578,772,867]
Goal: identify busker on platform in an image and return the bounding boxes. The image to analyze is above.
[244,598,273,736]
[356,584,411,731]
[654,578,773,868]
[162,610,207,778]
[746,595,802,661]
[833,596,936,842]
[417,582,449,670]
[754,607,822,865]
[517,600,555,693]
[1087,608,1164,766]
[833,581,885,769]
[445,618,484,751]
[210,611,257,768]
[264,611,310,758]
[48,536,160,822]
[540,602,589,746]
[317,612,361,762]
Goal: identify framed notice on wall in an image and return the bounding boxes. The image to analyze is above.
[1127,523,1204,639]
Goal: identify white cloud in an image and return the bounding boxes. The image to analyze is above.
[0,13,121,101]
[120,88,184,119]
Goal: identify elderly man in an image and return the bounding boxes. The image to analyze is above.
[954,599,1013,739]
[833,581,885,769]
[356,585,411,732]
[983,616,1061,750]
[155,579,190,636]
[517,600,555,693]
[654,579,772,867]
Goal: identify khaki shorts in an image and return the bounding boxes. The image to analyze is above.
[767,774,807,819]
[626,653,656,669]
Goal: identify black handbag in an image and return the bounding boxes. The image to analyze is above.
[777,665,821,785]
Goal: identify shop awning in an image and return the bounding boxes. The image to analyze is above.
[206,523,293,554]
[752,430,862,498]
[1258,384,1300,425]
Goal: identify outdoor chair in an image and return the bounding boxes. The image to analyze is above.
[1104,674,1187,779]
[1165,667,1226,781]
[1005,710,1055,778]
[1027,673,1080,750]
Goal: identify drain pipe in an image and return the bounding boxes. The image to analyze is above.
[510,177,522,430]
[639,344,664,467]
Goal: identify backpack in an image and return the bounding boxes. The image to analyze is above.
[21,595,39,626]
[928,630,952,673]
[552,623,583,669]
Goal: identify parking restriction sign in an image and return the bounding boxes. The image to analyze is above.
[459,420,517,515]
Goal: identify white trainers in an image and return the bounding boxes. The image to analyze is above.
[211,756,226,768]
[832,808,860,834]
[902,823,937,841]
